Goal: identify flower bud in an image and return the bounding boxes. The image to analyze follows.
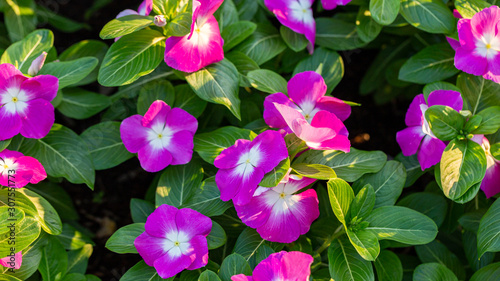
[154,15,167,27]
[28,52,48,76]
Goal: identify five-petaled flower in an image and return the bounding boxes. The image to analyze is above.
[264,71,351,152]
[135,205,212,279]
[0,149,46,188]
[0,63,59,141]
[231,251,314,281]
[396,90,463,170]
[214,130,288,206]
[235,176,319,243]
[120,100,198,172]
[455,6,500,82]
[164,0,225,72]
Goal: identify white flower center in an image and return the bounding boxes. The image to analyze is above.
[419,104,436,138]
[234,145,262,177]
[289,0,314,25]
[147,122,173,150]
[297,100,320,123]
[1,87,29,115]
[0,158,17,174]
[262,182,301,214]
[475,32,500,60]
[163,230,191,258]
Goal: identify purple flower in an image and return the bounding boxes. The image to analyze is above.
[321,0,352,10]
[264,0,316,53]
[134,205,212,279]
[0,149,46,188]
[263,71,351,151]
[120,100,198,172]
[455,6,500,82]
[214,130,288,206]
[472,136,500,198]
[164,0,224,73]
[0,63,58,140]
[234,176,319,243]
[231,251,314,281]
[0,251,22,270]
[396,90,463,170]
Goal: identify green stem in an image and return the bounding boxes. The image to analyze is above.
[316,225,345,255]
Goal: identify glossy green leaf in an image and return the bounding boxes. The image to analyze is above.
[222,21,257,52]
[415,241,465,280]
[473,106,500,135]
[2,233,47,280]
[130,199,155,224]
[173,84,208,118]
[199,270,222,281]
[463,230,495,272]
[136,80,175,115]
[423,81,461,99]
[234,23,286,65]
[59,40,108,86]
[181,177,232,217]
[328,238,375,281]
[39,57,98,89]
[397,192,448,228]
[214,0,238,30]
[218,253,252,281]
[18,188,62,235]
[100,15,153,39]
[356,6,382,43]
[346,228,380,261]
[207,221,227,250]
[260,158,291,188]
[347,184,375,222]
[246,69,287,94]
[316,18,366,51]
[328,178,355,225]
[66,244,93,274]
[1,29,53,73]
[370,0,400,25]
[399,0,456,34]
[478,199,500,258]
[457,73,500,115]
[280,25,308,52]
[470,262,500,281]
[292,163,337,180]
[0,216,40,258]
[105,223,145,254]
[120,260,173,281]
[38,236,68,281]
[27,182,78,221]
[57,87,111,119]
[166,12,191,37]
[374,250,403,281]
[55,223,94,250]
[455,0,491,19]
[4,0,36,42]
[395,153,426,187]
[426,105,466,141]
[413,263,458,281]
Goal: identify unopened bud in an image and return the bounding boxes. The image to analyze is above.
[154,15,167,27]
[28,52,47,76]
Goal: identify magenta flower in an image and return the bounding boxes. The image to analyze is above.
[135,205,212,279]
[455,6,500,82]
[321,0,352,10]
[472,136,500,198]
[231,251,313,281]
[264,0,316,53]
[234,176,319,243]
[214,130,288,206]
[120,100,198,172]
[164,0,224,73]
[396,90,463,170]
[116,0,152,18]
[0,252,22,270]
[0,63,58,140]
[263,71,351,152]
[0,149,46,188]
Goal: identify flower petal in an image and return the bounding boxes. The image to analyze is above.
[154,250,193,279]
[0,64,23,83]
[287,71,326,111]
[21,75,59,102]
[396,126,425,156]
[249,130,288,173]
[194,0,224,28]
[263,92,297,129]
[134,232,168,266]
[281,251,313,279]
[15,155,47,186]
[216,165,265,206]
[19,99,55,139]
[235,190,274,228]
[120,115,150,153]
[470,6,500,37]
[417,136,446,170]
[316,96,351,121]
[145,205,179,238]
[287,189,319,235]
[231,275,254,281]
[214,139,251,169]
[165,130,195,165]
[481,161,500,198]
[253,252,283,280]
[405,94,425,127]
[165,108,198,134]
[138,0,153,16]
[455,47,488,76]
[257,200,302,243]
[0,109,21,140]
[185,235,209,270]
[138,144,173,172]
[427,90,463,111]
[0,251,22,270]
[457,19,476,50]
[142,100,170,128]
[176,208,212,239]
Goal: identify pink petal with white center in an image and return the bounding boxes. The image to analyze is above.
[396,126,425,157]
[481,159,500,198]
[252,251,284,281]
[215,165,265,206]
[21,75,58,102]
[138,0,153,16]
[154,249,193,279]
[176,208,212,239]
[231,275,254,281]
[427,90,463,111]
[0,64,23,83]
[235,191,273,228]
[249,130,288,173]
[263,92,298,129]
[405,94,426,127]
[214,139,252,169]
[0,251,22,270]
[165,131,194,165]
[142,100,170,128]
[470,6,500,37]
[165,107,198,134]
[193,0,224,28]
[287,189,319,234]
[138,143,173,172]
[316,96,351,121]
[134,232,171,266]
[308,110,350,151]
[282,176,316,194]
[185,235,209,270]
[417,135,446,170]
[485,50,500,78]
[0,108,22,140]
[145,204,179,238]
[287,71,326,111]
[120,115,150,153]
[257,200,302,243]
[0,149,23,159]
[280,251,314,280]
[164,16,224,73]
[19,99,54,139]
[455,48,489,76]
[13,155,47,187]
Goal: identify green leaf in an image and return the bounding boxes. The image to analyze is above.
[370,0,400,25]
[347,184,376,222]
[55,224,94,250]
[374,250,403,281]
[66,244,92,274]
[425,105,466,141]
[222,21,257,52]
[186,58,241,120]
[0,216,40,258]
[181,177,232,217]
[27,182,78,221]
[399,0,456,34]
[166,12,191,37]
[246,69,287,94]
[293,47,344,94]
[470,262,500,281]
[173,84,208,118]
[464,115,483,133]
[156,161,204,208]
[4,0,36,42]
[18,188,62,235]
[413,263,458,281]
[136,80,175,115]
[19,124,95,189]
[199,270,222,281]
[100,15,153,39]
[38,236,68,281]
[226,51,260,76]
[415,241,466,280]
[328,238,375,281]
[3,233,47,280]
[478,199,500,258]
[328,178,355,225]
[260,158,290,188]
[346,229,380,261]
[120,260,172,281]
[60,273,86,281]
[423,81,461,99]
[440,139,487,200]
[130,199,155,224]
[105,223,145,254]
[455,0,491,19]
[457,73,500,115]
[36,6,86,34]
[0,139,12,152]
[292,163,337,180]
[194,126,257,165]
[295,148,387,182]
[39,57,98,89]
[365,206,438,244]
[98,29,166,87]
[233,228,273,266]
[395,153,426,187]
[234,23,286,65]
[214,0,238,30]
[352,160,406,208]
[356,6,383,43]
[59,40,109,86]
[81,122,133,170]
[280,25,308,52]
[315,18,366,51]
[1,29,53,73]
[399,43,458,84]
[57,87,111,119]
[397,192,448,228]
[207,221,227,250]
[473,106,500,135]
[218,253,252,281]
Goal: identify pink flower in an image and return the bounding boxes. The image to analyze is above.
[321,0,352,10]
[120,100,198,172]
[263,71,351,152]
[231,251,313,281]
[264,0,316,53]
[472,136,500,198]
[396,90,463,170]
[0,251,22,270]
[234,176,319,243]
[135,205,212,279]
[0,149,46,188]
[454,6,500,82]
[214,130,288,206]
[0,63,58,140]
[164,0,224,72]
